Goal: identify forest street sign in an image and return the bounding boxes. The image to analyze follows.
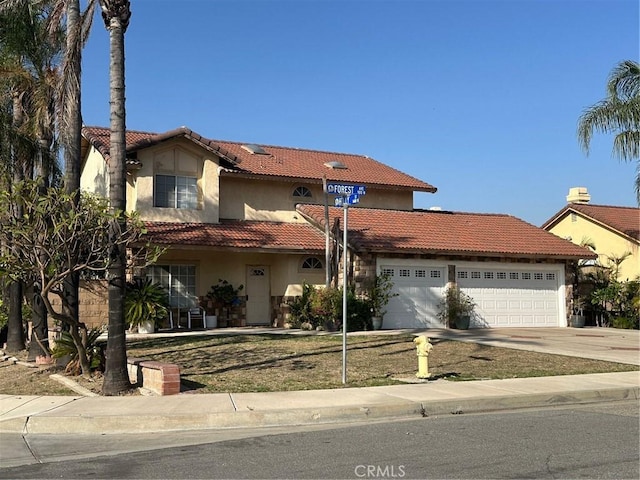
[325,183,366,196]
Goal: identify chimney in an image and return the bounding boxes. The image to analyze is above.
[566,187,591,204]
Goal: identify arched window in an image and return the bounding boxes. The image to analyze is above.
[301,257,323,270]
[293,186,312,198]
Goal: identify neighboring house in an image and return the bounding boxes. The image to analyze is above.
[542,187,640,282]
[80,126,594,329]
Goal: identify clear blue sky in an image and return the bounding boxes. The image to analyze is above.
[80,0,639,226]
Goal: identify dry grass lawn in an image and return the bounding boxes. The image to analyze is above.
[1,333,637,396]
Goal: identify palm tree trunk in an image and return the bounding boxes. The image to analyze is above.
[100,0,131,395]
[6,282,24,352]
[5,92,26,353]
[61,0,83,334]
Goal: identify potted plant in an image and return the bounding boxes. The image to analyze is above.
[437,285,476,329]
[206,279,243,326]
[569,297,586,328]
[365,273,398,330]
[125,277,170,333]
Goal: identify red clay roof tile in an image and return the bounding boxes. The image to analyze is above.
[82,126,436,192]
[145,220,326,252]
[542,204,640,241]
[297,205,596,259]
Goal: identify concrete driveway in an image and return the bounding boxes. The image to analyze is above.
[428,327,640,365]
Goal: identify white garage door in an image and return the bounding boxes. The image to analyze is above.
[381,265,446,329]
[456,267,560,327]
[379,262,563,329]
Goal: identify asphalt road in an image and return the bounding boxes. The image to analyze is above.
[1,401,638,479]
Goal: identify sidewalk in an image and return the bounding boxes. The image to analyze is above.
[1,327,638,436]
[1,371,638,436]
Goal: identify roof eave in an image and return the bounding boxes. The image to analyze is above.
[357,247,595,260]
[146,243,324,254]
[126,127,241,165]
[221,170,436,192]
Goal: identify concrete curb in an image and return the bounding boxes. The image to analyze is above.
[4,385,637,435]
[49,374,99,398]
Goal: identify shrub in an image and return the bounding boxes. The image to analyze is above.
[437,285,476,328]
[52,327,105,375]
[0,298,7,331]
[364,273,398,317]
[288,282,317,328]
[125,277,170,330]
[207,279,243,306]
[288,282,371,331]
[611,317,638,329]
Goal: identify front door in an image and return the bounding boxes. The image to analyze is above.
[246,266,270,325]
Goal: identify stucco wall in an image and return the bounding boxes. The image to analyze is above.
[80,146,109,197]
[548,215,639,281]
[157,249,325,300]
[132,139,220,223]
[219,177,414,222]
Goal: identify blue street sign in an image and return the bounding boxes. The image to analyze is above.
[334,194,360,207]
[326,183,366,196]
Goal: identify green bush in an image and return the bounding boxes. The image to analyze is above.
[288,282,371,331]
[591,277,639,329]
[52,327,105,375]
[611,317,638,329]
[288,282,317,328]
[206,279,243,306]
[0,298,7,330]
[125,277,170,329]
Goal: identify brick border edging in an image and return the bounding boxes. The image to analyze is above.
[127,358,180,395]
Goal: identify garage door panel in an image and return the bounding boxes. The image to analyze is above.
[457,267,560,327]
[381,264,561,329]
[385,292,439,329]
[382,265,445,328]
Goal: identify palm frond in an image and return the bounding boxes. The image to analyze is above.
[578,60,640,202]
[607,60,640,101]
[612,132,640,162]
[577,97,640,155]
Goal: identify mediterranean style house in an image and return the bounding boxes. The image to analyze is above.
[80,126,594,329]
[542,187,640,282]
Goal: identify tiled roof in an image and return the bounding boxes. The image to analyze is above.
[542,203,640,242]
[297,205,597,259]
[145,220,326,252]
[82,126,436,192]
[82,126,241,165]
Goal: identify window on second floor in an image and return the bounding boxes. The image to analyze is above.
[154,174,198,209]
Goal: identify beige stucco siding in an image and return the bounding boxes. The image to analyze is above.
[132,139,220,223]
[219,177,414,222]
[548,215,639,281]
[219,177,322,222]
[156,249,325,299]
[80,146,109,197]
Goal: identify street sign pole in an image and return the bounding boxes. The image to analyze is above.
[323,183,366,385]
[342,199,348,384]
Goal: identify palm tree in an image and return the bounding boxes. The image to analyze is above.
[0,0,63,353]
[577,60,640,202]
[98,0,131,396]
[57,0,96,344]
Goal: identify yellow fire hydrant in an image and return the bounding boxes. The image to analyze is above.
[413,335,433,379]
